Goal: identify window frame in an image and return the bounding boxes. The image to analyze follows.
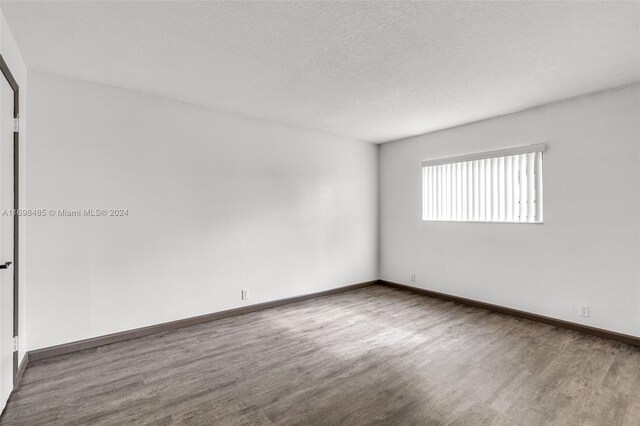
[421,144,546,224]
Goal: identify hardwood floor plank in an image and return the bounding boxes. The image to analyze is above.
[2,286,639,425]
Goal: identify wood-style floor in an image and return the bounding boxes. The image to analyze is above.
[2,285,640,425]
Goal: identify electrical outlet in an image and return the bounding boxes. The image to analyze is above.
[410,274,416,283]
[577,304,589,317]
[241,289,249,300]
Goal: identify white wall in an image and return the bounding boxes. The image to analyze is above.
[24,71,640,349]
[380,85,640,337]
[26,71,378,350]
[0,11,27,362]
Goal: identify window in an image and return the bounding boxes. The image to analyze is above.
[422,144,545,223]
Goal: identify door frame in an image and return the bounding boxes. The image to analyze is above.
[0,54,19,386]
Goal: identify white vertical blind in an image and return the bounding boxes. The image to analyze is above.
[422,145,544,223]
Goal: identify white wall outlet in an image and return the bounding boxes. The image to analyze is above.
[577,304,590,317]
[410,273,416,283]
[241,289,249,300]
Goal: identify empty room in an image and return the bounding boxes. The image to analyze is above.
[0,0,637,424]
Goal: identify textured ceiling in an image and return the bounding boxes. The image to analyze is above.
[2,1,639,143]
